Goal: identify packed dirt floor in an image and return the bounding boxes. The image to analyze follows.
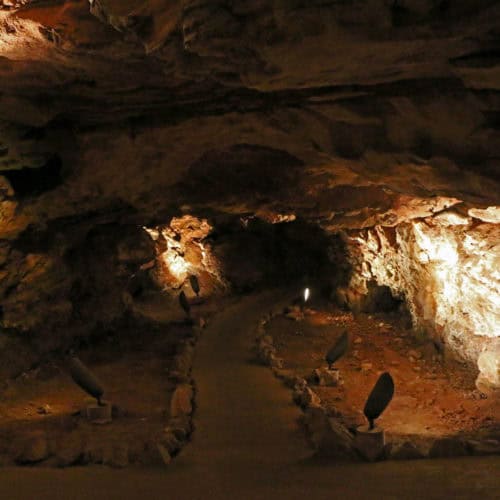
[0,320,191,466]
[0,290,226,466]
[268,303,500,450]
[0,292,498,499]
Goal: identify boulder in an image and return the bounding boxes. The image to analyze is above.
[170,384,194,418]
[257,344,277,365]
[354,425,386,462]
[160,431,182,455]
[110,444,129,468]
[56,434,84,467]
[467,439,500,456]
[168,415,193,441]
[157,443,171,466]
[429,438,470,458]
[259,335,274,346]
[285,307,303,321]
[390,441,425,460]
[313,367,341,387]
[270,355,284,369]
[293,385,321,409]
[302,407,357,459]
[476,343,500,394]
[14,433,50,464]
[170,343,194,381]
[94,443,129,468]
[86,444,104,464]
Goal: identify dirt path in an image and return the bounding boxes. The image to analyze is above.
[0,292,499,499]
[178,290,307,467]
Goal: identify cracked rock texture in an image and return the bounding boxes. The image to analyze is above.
[0,1,499,378]
[340,214,499,367]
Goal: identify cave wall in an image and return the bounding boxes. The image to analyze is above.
[340,210,499,373]
[146,214,339,294]
[143,215,226,300]
[0,1,499,383]
[0,219,154,379]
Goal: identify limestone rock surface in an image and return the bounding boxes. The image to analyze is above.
[0,1,498,377]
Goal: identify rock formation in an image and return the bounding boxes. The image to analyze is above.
[0,1,498,386]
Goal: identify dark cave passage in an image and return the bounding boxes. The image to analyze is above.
[2,155,63,197]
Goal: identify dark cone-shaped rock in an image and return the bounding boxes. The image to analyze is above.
[325,330,349,369]
[364,372,394,430]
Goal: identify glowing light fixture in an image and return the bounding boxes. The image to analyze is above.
[304,287,310,303]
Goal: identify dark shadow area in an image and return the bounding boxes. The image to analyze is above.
[390,1,413,27]
[363,281,405,313]
[2,155,63,197]
[181,144,303,203]
[209,217,345,294]
[451,49,500,68]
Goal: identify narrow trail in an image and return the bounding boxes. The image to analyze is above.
[0,292,499,500]
[178,291,308,467]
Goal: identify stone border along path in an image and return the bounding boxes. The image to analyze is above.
[2,325,201,468]
[255,307,500,461]
[0,291,499,500]
[157,328,200,465]
[254,305,359,460]
[173,290,310,467]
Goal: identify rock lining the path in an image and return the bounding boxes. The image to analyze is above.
[159,325,200,465]
[2,323,202,469]
[254,307,359,461]
[255,308,500,462]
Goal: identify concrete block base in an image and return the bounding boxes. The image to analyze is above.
[355,424,385,461]
[85,401,112,424]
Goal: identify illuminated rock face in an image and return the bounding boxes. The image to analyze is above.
[0,222,155,379]
[0,1,500,384]
[343,212,500,370]
[145,215,226,296]
[477,342,500,392]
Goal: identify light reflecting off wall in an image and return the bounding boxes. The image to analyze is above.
[346,214,499,371]
[413,221,499,341]
[413,222,458,265]
[0,12,48,58]
[143,215,226,295]
[161,247,190,281]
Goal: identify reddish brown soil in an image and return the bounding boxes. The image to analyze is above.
[0,289,227,467]
[268,305,500,449]
[0,322,191,466]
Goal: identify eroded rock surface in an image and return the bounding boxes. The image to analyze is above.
[340,214,499,367]
[0,1,499,377]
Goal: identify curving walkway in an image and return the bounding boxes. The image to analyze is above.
[1,292,499,499]
[178,290,308,467]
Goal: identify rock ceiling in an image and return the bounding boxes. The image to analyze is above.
[1,0,500,239]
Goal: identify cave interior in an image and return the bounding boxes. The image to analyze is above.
[0,0,499,493]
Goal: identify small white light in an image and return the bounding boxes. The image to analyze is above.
[304,288,310,303]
